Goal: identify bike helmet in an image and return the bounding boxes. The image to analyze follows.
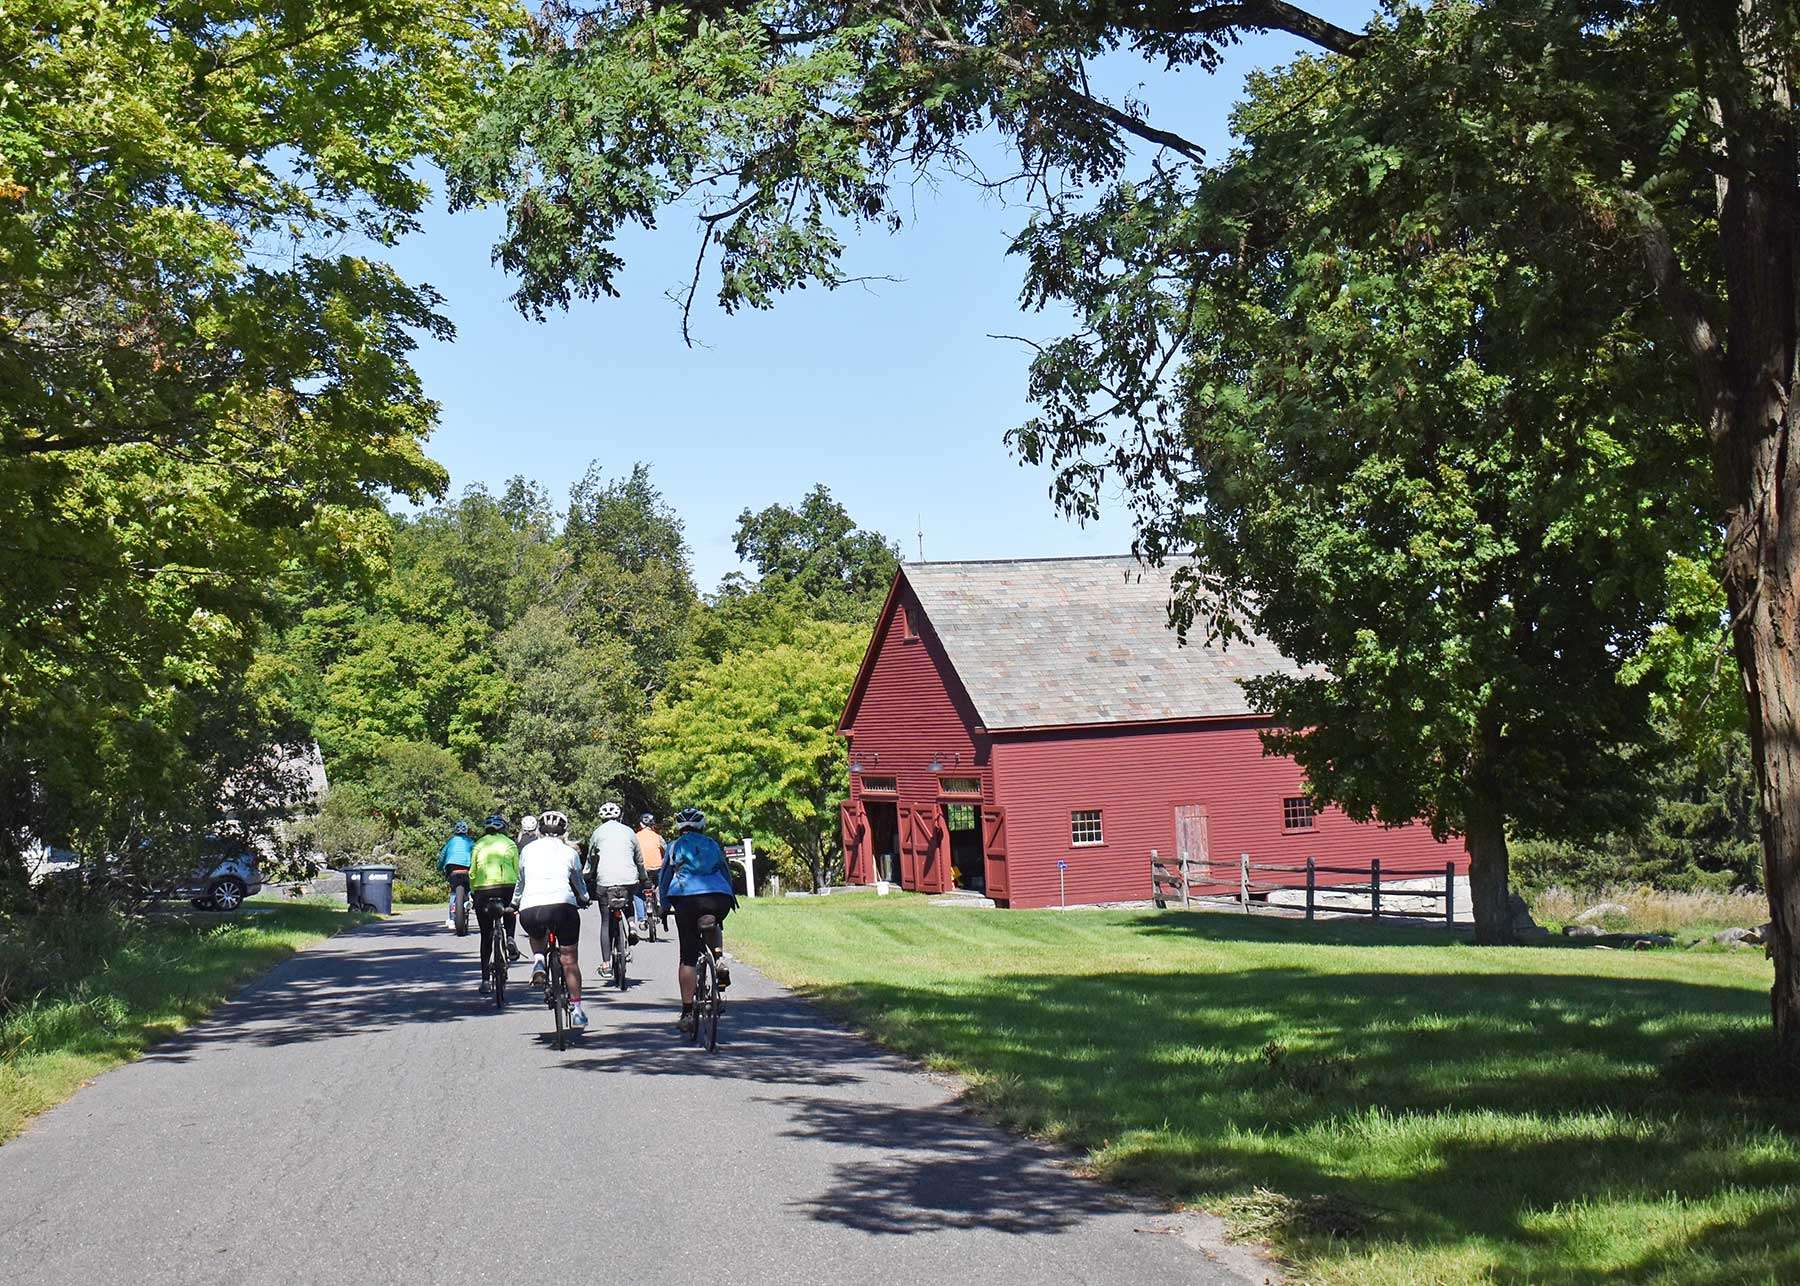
[674,806,706,832]
[538,810,570,837]
[452,820,471,837]
[599,802,622,822]
[639,812,656,828]
[483,813,507,833]
[520,814,537,833]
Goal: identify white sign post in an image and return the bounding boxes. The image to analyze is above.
[723,839,757,898]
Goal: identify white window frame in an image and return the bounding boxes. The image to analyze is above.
[1070,809,1105,847]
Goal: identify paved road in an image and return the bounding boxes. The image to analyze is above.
[0,908,1265,1285]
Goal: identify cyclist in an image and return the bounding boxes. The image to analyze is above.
[657,807,737,1036]
[635,811,666,932]
[586,802,648,976]
[470,813,523,994]
[514,810,591,1029]
[437,820,474,931]
[518,814,540,849]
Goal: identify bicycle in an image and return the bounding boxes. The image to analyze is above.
[599,886,633,991]
[448,869,471,935]
[543,927,572,1050]
[641,884,662,943]
[480,898,515,1010]
[690,913,726,1052]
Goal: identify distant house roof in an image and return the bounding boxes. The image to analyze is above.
[894,556,1303,731]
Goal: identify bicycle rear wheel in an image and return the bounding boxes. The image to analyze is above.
[491,923,507,1010]
[453,886,469,936]
[693,952,717,1050]
[612,915,628,990]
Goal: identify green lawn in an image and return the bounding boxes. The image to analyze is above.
[731,895,1797,1284]
[0,903,366,1144]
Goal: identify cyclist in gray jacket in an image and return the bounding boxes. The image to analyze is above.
[586,802,648,971]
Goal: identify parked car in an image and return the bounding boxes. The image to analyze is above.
[177,840,263,911]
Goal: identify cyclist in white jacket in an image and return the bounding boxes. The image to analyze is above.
[513,810,591,1028]
[586,802,648,972]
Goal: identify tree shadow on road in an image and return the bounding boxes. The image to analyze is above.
[767,1093,1135,1237]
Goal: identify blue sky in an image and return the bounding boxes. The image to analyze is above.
[383,29,1317,590]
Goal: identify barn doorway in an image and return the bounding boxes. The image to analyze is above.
[943,802,986,893]
[865,800,900,885]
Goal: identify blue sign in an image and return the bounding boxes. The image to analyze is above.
[1057,859,1068,870]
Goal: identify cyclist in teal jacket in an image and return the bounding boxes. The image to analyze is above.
[657,808,737,1034]
[437,821,475,930]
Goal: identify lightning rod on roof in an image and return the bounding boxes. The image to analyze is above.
[917,516,924,562]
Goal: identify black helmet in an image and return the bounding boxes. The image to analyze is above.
[639,812,656,828]
[483,813,507,833]
[452,820,471,837]
[674,806,706,833]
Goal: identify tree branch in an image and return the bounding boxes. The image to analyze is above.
[1629,194,1730,436]
[1151,1,1366,57]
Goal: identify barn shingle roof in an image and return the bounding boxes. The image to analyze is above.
[903,556,1300,730]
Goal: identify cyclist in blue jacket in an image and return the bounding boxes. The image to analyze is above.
[437,820,475,930]
[657,807,738,1035]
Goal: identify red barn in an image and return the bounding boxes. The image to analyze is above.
[837,557,1449,908]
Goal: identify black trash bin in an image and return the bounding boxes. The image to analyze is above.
[357,864,395,915]
[343,866,365,910]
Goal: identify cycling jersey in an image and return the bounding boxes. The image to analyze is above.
[636,827,665,872]
[658,831,737,901]
[437,834,474,871]
[587,819,646,888]
[469,833,520,888]
[513,837,587,911]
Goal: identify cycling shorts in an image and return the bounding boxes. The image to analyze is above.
[671,893,734,967]
[445,867,471,892]
[519,902,580,946]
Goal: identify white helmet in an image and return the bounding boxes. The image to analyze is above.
[539,810,570,837]
[520,814,537,832]
[599,802,622,822]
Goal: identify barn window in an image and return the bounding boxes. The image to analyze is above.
[1283,796,1315,831]
[861,776,897,794]
[900,603,918,640]
[939,776,981,797]
[1071,809,1104,846]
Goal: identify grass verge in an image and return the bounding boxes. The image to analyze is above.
[0,903,366,1144]
[731,895,1796,1284]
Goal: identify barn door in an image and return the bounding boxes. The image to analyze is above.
[839,800,868,884]
[981,806,1009,902]
[1174,804,1211,884]
[899,805,920,889]
[910,807,946,892]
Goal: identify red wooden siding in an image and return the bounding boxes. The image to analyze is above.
[841,581,991,891]
[990,722,1450,909]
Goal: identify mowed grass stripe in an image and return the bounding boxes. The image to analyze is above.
[731,894,1796,1284]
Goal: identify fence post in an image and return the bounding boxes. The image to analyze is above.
[1306,856,1316,922]
[1150,848,1162,908]
[1178,849,1191,908]
[1371,857,1382,920]
[1444,860,1455,925]
[1239,852,1250,912]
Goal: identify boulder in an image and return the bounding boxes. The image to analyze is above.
[1714,927,1760,947]
[1564,923,1605,938]
[1508,892,1551,938]
[1574,901,1631,925]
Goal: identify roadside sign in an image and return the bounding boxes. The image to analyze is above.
[723,844,745,859]
[1057,859,1067,870]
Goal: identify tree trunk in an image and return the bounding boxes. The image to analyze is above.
[1705,15,1800,1066]
[1465,784,1516,946]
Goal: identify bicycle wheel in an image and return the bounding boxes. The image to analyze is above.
[491,923,507,1010]
[453,886,469,936]
[693,951,715,1049]
[550,960,567,1051]
[612,915,627,990]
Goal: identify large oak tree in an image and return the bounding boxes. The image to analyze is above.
[454,0,1800,1056]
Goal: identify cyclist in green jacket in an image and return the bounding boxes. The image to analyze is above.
[470,813,523,994]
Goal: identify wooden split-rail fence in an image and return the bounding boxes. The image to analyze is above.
[1151,850,1460,925]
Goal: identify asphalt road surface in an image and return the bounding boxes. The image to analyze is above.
[0,908,1266,1285]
